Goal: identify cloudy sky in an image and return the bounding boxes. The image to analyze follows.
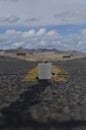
[0,0,86,52]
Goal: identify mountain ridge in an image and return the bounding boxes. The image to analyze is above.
[0,48,86,61]
[4,47,86,54]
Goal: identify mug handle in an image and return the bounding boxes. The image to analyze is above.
[51,65,57,76]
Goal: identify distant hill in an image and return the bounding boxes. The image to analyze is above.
[1,48,86,61]
[4,48,86,56]
[5,47,30,53]
[65,50,86,57]
[29,48,63,53]
[4,48,63,54]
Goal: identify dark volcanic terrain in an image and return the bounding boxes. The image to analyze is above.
[0,56,86,130]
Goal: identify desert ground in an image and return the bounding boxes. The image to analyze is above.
[0,56,86,130]
[0,50,86,61]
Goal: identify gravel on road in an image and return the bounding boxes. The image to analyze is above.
[0,56,86,130]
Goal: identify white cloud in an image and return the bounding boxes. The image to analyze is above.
[0,0,86,26]
[47,30,57,36]
[78,41,83,46]
[0,28,86,52]
[40,40,47,46]
[26,17,39,22]
[23,28,46,38]
[0,16,20,24]
[23,29,36,38]
[7,16,20,23]
[37,28,46,36]
[6,29,21,35]
[13,41,24,48]
[54,9,86,24]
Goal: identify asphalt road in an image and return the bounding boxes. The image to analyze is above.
[0,56,86,130]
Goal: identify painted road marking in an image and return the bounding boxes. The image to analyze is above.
[22,65,70,82]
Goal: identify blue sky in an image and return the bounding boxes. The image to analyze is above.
[0,24,86,35]
[0,0,86,52]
